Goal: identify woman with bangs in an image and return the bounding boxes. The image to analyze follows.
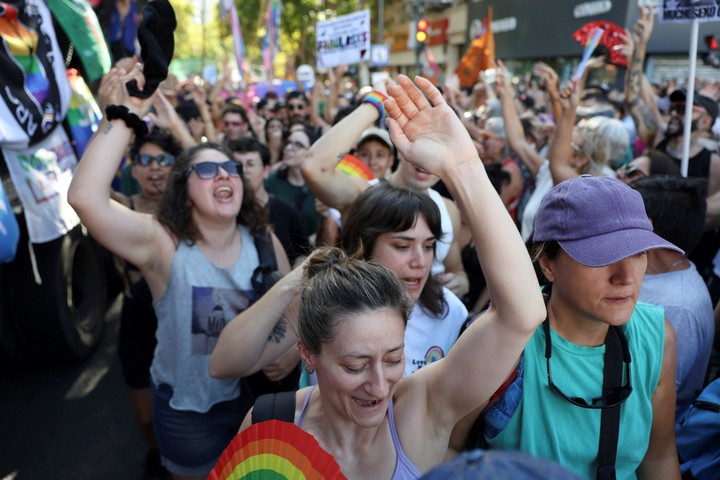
[338,183,468,377]
[68,64,290,480]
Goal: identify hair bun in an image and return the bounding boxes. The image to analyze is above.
[304,247,349,279]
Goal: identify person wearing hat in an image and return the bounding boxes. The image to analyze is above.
[356,127,396,180]
[451,175,682,479]
[626,5,720,197]
[301,83,469,297]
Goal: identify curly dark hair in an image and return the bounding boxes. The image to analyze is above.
[156,142,267,244]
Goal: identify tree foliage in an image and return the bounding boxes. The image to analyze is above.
[171,0,378,78]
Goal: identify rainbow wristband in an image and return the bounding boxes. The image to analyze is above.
[362,91,387,122]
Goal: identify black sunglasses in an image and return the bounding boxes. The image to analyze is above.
[187,161,243,179]
[133,153,175,167]
[544,320,632,409]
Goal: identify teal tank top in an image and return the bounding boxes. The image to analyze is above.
[486,302,665,480]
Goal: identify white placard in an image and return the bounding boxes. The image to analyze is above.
[659,0,720,24]
[296,64,315,87]
[316,10,371,69]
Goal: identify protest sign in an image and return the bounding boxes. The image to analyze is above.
[659,0,720,24]
[316,10,371,69]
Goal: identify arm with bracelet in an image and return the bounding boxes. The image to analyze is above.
[300,89,387,212]
[68,65,174,290]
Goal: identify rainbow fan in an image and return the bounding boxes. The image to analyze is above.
[210,420,347,480]
[336,154,374,181]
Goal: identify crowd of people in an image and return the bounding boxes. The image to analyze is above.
[58,4,720,480]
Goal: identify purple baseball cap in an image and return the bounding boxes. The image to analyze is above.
[533,175,683,267]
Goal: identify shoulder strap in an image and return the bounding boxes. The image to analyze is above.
[596,326,624,480]
[252,392,297,424]
[253,227,278,271]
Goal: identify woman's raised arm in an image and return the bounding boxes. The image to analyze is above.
[68,65,168,271]
[385,75,545,425]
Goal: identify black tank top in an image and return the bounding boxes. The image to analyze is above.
[656,138,712,179]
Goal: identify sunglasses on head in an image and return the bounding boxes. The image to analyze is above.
[187,161,243,179]
[132,153,175,167]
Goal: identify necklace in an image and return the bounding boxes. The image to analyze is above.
[666,258,686,272]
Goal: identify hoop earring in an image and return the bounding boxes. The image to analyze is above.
[303,362,315,375]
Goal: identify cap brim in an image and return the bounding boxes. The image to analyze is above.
[559,228,684,267]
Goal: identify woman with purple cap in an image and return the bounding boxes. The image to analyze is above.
[452,175,682,479]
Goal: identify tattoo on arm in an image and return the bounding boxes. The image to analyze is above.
[336,151,347,162]
[267,319,287,344]
[103,123,113,135]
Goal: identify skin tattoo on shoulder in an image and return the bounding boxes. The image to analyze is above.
[267,319,287,344]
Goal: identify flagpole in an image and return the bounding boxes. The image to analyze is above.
[681,18,700,178]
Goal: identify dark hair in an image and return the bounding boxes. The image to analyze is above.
[527,240,561,302]
[286,90,308,105]
[175,100,201,123]
[484,163,511,195]
[129,126,183,159]
[298,247,413,354]
[630,175,708,253]
[221,104,250,124]
[156,142,267,243]
[226,138,271,166]
[340,184,448,317]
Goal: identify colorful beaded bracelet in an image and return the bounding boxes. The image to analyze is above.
[362,91,388,122]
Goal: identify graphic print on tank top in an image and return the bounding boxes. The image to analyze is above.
[190,286,254,354]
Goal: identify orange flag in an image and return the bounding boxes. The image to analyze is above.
[455,8,495,88]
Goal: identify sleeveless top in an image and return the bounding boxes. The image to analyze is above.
[656,138,712,179]
[151,225,260,413]
[427,188,453,276]
[485,302,665,480]
[296,386,421,480]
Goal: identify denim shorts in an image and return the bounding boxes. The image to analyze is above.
[151,382,246,477]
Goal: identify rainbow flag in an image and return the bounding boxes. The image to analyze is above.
[336,154,374,181]
[0,17,49,105]
[66,69,101,156]
[262,0,282,79]
[220,0,248,79]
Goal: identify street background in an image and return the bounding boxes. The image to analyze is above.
[0,296,147,480]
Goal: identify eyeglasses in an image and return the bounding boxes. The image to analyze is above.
[187,161,243,179]
[223,120,246,127]
[617,163,646,180]
[544,320,632,409]
[284,140,308,150]
[132,154,175,167]
[288,103,305,111]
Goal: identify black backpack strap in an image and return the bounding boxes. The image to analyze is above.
[253,227,278,271]
[596,326,624,480]
[252,391,297,424]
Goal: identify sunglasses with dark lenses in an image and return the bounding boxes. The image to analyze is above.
[223,120,245,127]
[133,154,175,167]
[288,103,305,111]
[544,320,633,409]
[187,161,243,179]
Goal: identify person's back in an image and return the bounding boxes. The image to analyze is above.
[631,175,714,421]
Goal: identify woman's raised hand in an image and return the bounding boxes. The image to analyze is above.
[385,75,477,178]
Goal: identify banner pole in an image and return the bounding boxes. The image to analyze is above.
[681,18,700,178]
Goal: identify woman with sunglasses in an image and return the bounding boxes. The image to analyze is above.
[451,175,682,479]
[68,65,291,480]
[109,126,181,478]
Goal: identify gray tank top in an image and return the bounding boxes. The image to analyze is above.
[151,225,260,412]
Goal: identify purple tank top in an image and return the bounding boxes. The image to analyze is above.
[296,386,421,480]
